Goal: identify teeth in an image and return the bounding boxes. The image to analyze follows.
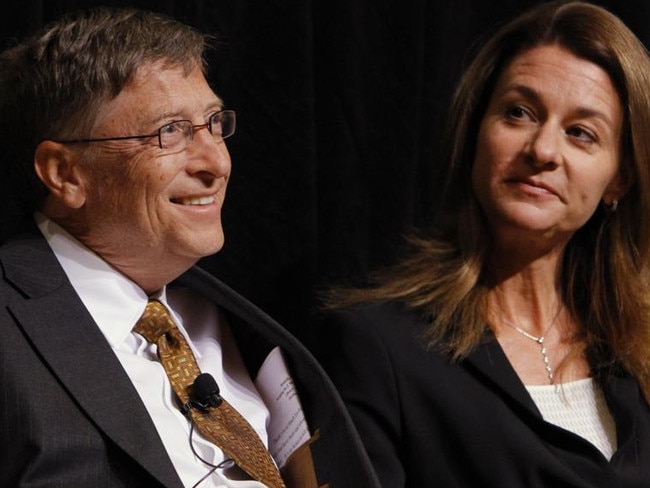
[177,196,215,205]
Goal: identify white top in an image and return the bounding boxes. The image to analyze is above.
[36,213,270,488]
[527,378,617,460]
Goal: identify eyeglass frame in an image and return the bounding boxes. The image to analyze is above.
[50,109,236,151]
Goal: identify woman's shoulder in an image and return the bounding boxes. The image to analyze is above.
[323,299,423,327]
[314,299,434,354]
[308,299,469,399]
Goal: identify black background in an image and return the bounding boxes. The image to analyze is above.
[2,0,649,334]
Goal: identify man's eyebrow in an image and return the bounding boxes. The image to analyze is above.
[207,99,225,112]
[145,103,225,126]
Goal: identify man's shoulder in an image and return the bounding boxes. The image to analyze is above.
[0,226,65,296]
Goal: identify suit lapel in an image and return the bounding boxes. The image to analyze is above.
[176,267,295,374]
[0,229,183,488]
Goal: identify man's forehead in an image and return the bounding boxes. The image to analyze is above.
[92,63,220,131]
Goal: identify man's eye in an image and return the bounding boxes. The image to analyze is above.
[160,122,181,135]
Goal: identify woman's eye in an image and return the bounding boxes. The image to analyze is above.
[566,126,597,143]
[505,106,530,120]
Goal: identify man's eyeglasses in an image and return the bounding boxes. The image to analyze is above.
[52,110,236,153]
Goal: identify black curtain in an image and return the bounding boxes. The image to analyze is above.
[2,0,649,334]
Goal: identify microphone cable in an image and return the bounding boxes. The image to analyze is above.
[189,420,234,488]
[184,372,235,488]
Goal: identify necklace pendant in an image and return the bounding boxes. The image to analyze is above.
[502,319,557,385]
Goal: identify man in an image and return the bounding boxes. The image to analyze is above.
[0,7,379,488]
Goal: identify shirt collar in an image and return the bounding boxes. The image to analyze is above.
[35,212,153,348]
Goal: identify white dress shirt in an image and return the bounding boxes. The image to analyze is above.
[36,213,270,488]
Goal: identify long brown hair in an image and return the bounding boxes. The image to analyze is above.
[322,1,650,398]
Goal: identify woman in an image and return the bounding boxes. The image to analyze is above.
[308,1,650,487]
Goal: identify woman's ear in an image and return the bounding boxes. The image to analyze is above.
[34,140,86,209]
[603,165,632,207]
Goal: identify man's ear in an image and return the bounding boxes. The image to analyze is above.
[34,140,86,209]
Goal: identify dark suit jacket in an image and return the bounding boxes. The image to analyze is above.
[0,225,380,488]
[308,301,650,488]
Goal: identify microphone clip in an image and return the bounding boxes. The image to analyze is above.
[181,373,223,416]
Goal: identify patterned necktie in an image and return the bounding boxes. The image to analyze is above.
[134,299,286,488]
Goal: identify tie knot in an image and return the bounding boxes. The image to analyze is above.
[133,299,177,344]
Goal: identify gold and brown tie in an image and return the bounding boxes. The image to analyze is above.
[134,299,286,488]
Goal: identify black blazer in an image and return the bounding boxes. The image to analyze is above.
[0,225,380,488]
[307,301,650,488]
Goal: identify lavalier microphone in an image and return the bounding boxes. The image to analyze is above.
[181,372,223,415]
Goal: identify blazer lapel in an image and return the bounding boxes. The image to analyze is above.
[176,267,294,374]
[601,370,643,462]
[464,330,542,418]
[0,229,183,488]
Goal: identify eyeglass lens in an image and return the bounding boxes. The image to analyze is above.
[159,111,235,150]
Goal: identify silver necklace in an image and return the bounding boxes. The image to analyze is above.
[503,320,557,385]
